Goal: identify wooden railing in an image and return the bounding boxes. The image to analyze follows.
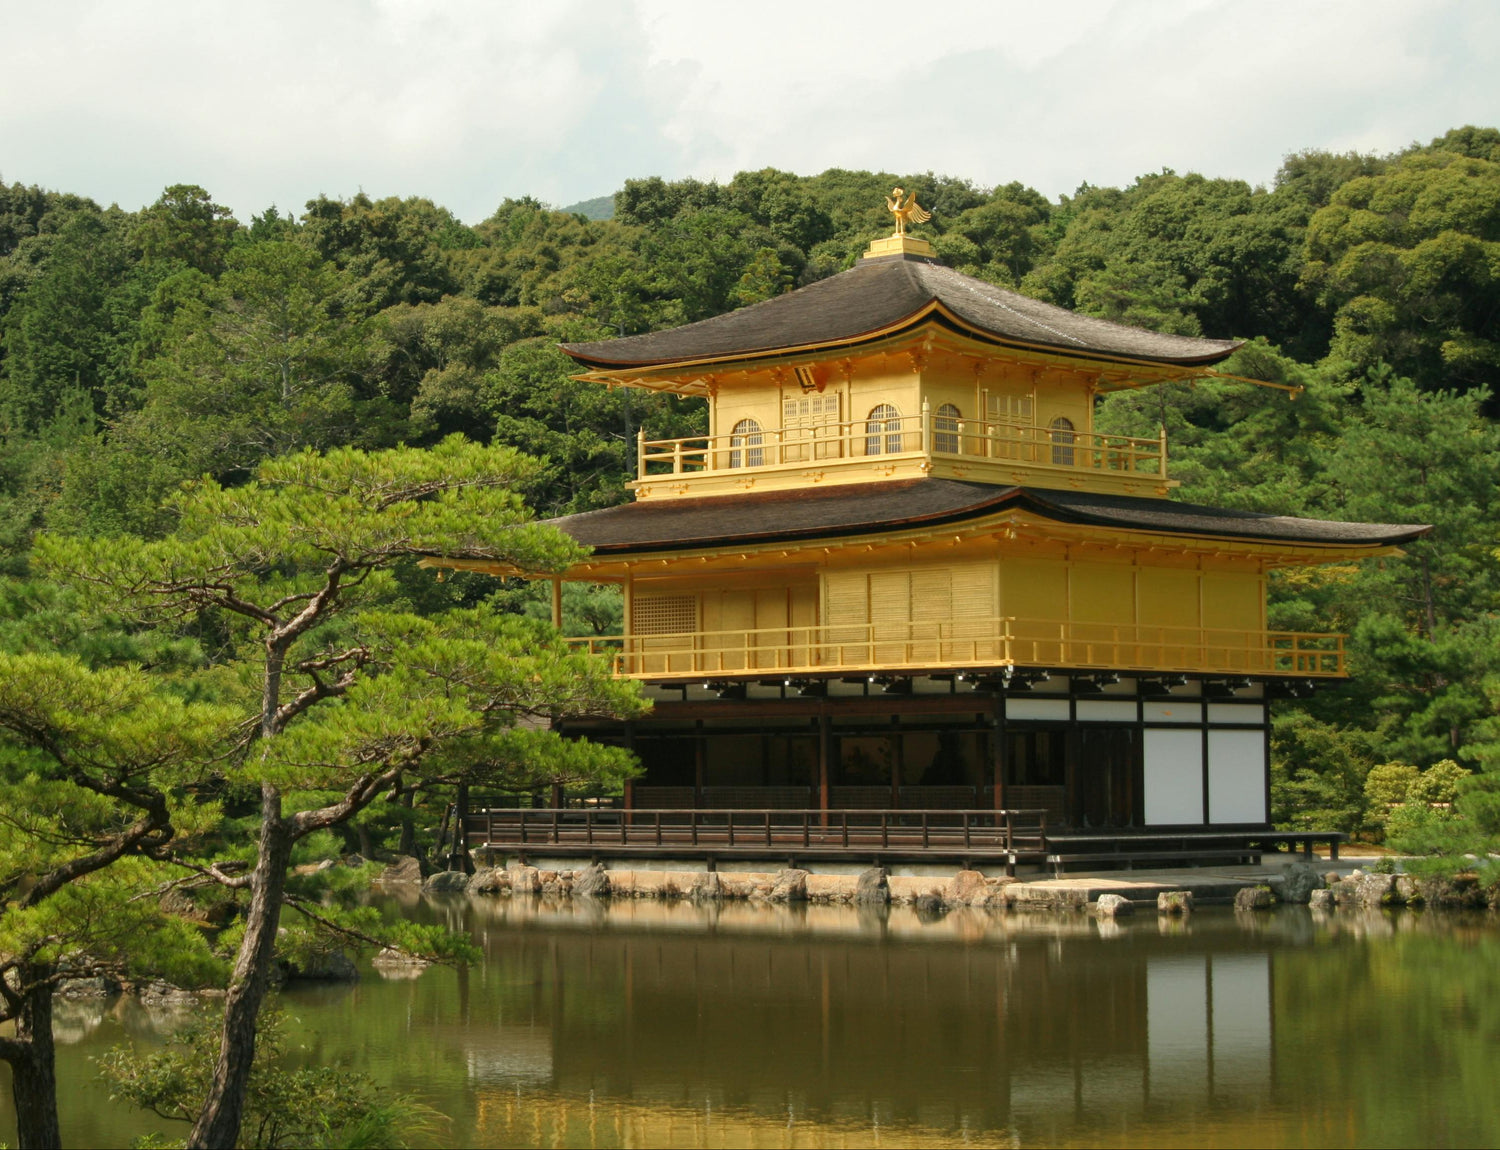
[466,807,1051,859]
[568,617,1346,679]
[637,409,1166,481]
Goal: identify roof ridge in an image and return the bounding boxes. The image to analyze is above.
[920,264,1089,349]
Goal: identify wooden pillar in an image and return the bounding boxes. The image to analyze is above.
[550,782,563,809]
[890,716,901,810]
[818,712,832,822]
[694,720,705,809]
[550,577,563,630]
[992,693,1006,810]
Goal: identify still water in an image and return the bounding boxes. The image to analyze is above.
[7,894,1500,1148]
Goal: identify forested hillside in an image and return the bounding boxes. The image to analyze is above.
[3,124,1499,833]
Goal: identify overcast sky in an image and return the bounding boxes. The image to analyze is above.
[2,0,1496,223]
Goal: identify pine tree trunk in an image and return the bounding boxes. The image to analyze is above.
[186,784,293,1150]
[3,969,62,1150]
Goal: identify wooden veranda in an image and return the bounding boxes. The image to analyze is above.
[455,807,1344,876]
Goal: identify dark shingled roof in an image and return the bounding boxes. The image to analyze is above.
[547,479,1429,554]
[561,255,1242,370]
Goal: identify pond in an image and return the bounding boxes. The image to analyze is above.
[6,894,1500,1148]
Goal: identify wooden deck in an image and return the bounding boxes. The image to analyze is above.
[461,808,1344,874]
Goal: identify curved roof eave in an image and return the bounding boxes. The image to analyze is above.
[563,302,1243,375]
[559,255,1242,374]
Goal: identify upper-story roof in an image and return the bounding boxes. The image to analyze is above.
[561,254,1242,371]
[544,479,1429,555]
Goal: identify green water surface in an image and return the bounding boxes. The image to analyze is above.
[4,894,1498,1148]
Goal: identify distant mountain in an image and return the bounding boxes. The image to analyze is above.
[560,194,615,220]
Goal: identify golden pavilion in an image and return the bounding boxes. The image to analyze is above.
[444,201,1424,858]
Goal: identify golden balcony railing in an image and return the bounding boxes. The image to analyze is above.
[636,407,1167,482]
[568,617,1345,680]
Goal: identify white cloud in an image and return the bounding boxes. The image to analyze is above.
[0,0,1495,222]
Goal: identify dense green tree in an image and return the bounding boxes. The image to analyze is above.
[300,192,470,310]
[132,184,241,276]
[35,437,647,1148]
[0,208,149,431]
[1302,141,1500,391]
[0,654,230,1147]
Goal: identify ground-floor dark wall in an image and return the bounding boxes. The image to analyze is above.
[563,675,1275,831]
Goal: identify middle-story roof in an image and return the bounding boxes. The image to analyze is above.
[560,254,1242,372]
[544,479,1429,555]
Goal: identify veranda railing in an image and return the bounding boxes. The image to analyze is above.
[568,616,1345,678]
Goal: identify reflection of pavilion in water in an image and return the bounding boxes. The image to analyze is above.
[459,908,1274,1142]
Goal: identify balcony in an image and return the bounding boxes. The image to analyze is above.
[633,408,1172,497]
[568,617,1346,680]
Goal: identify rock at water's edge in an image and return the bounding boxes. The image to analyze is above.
[422,869,471,893]
[853,867,890,905]
[1234,885,1275,911]
[508,862,541,895]
[768,868,809,903]
[470,866,508,893]
[1279,862,1326,905]
[378,856,423,886]
[574,862,611,899]
[1157,890,1193,915]
[1095,893,1134,917]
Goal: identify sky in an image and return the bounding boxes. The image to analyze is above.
[2,0,1496,223]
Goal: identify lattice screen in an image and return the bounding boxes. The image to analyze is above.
[632,594,698,635]
[782,393,840,430]
[987,392,1034,423]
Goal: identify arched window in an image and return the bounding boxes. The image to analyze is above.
[1049,416,1076,467]
[933,403,961,454]
[729,418,763,468]
[865,404,902,456]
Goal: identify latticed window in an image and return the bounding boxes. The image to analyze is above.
[865,404,902,455]
[987,391,1034,424]
[632,594,697,636]
[729,418,763,468]
[933,403,961,453]
[781,393,840,432]
[1050,416,1076,466]
[782,393,840,461]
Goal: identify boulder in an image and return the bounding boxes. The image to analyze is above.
[1279,862,1325,905]
[507,863,540,895]
[137,979,206,1005]
[853,867,890,905]
[1157,890,1194,915]
[1394,874,1422,904]
[574,863,612,899]
[690,871,724,902]
[1308,888,1336,910]
[1095,893,1134,918]
[1335,872,1397,907]
[378,856,423,886]
[371,947,430,969]
[949,870,988,907]
[1234,885,1275,911]
[767,868,809,903]
[914,891,946,917]
[805,873,859,902]
[422,870,471,893]
[56,976,114,999]
[469,866,508,894]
